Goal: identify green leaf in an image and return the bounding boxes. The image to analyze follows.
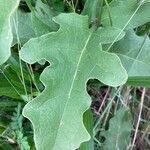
[20,13,127,150]
[12,0,59,45]
[0,54,38,99]
[79,110,94,150]
[34,0,59,31]
[0,0,20,65]
[0,67,26,99]
[12,10,36,45]
[45,0,64,12]
[127,76,150,87]
[101,0,150,29]
[102,107,132,150]
[111,30,150,87]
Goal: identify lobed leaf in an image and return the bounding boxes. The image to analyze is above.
[20,13,127,150]
[111,30,150,87]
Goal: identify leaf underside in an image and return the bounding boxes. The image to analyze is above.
[20,13,127,150]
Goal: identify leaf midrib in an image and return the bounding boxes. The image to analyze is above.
[53,31,93,149]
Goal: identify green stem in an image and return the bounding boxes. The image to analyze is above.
[25,0,35,12]
[82,0,104,30]
[91,0,104,29]
[104,0,113,26]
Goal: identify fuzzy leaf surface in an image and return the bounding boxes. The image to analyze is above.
[12,10,36,45]
[0,0,20,65]
[102,0,150,29]
[103,107,132,150]
[111,30,150,87]
[20,13,127,150]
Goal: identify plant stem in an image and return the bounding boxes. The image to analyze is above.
[130,88,146,149]
[25,0,35,11]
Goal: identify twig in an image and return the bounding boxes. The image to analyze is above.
[130,88,146,150]
[98,87,110,113]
